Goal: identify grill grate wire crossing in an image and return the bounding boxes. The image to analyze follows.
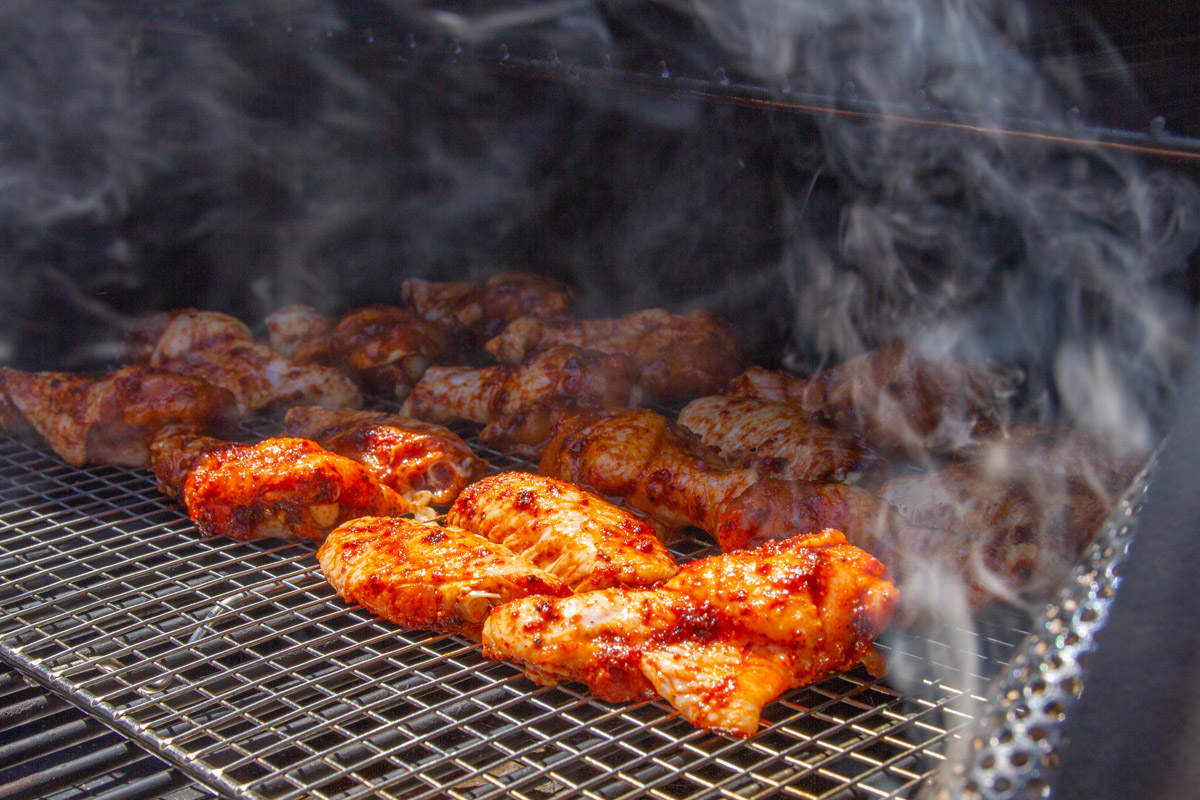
[0,415,1029,800]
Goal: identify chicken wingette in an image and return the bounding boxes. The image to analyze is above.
[482,529,899,737]
[486,308,743,404]
[447,472,678,591]
[0,365,237,467]
[318,516,569,639]
[126,309,360,416]
[677,393,883,485]
[402,345,639,456]
[539,408,759,536]
[283,406,486,508]
[150,428,407,542]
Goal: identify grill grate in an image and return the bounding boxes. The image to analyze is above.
[0,417,1030,800]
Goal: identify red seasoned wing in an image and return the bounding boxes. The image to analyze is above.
[482,529,898,737]
[487,308,743,404]
[402,345,639,456]
[283,405,486,507]
[0,366,237,467]
[403,271,576,338]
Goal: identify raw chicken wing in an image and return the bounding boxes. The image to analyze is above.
[403,271,576,338]
[447,472,678,591]
[318,516,569,639]
[539,408,759,535]
[283,406,486,507]
[482,529,899,737]
[150,429,406,542]
[678,394,883,485]
[402,345,639,456]
[0,366,237,467]
[487,308,743,404]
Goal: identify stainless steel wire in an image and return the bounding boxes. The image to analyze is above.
[0,422,1030,800]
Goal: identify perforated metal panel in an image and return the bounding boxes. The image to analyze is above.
[0,424,1030,800]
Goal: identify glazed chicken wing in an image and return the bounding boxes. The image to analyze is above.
[402,271,576,338]
[728,341,1014,460]
[483,529,899,737]
[127,309,360,416]
[287,305,461,397]
[283,406,486,507]
[486,308,743,404]
[447,472,678,591]
[402,345,639,456]
[0,366,237,467]
[678,394,884,485]
[265,305,334,358]
[538,408,759,536]
[150,429,406,542]
[318,516,569,639]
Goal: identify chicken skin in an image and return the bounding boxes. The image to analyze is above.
[265,305,334,358]
[285,305,462,397]
[402,345,640,457]
[127,309,360,416]
[482,529,899,737]
[318,516,569,639]
[150,429,406,542]
[486,308,744,404]
[447,472,678,591]
[402,271,577,339]
[0,366,237,467]
[539,408,760,536]
[282,406,486,508]
[677,394,884,486]
[728,341,1013,461]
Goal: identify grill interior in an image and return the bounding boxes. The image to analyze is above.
[0,406,1031,800]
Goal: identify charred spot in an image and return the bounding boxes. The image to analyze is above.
[424,529,447,544]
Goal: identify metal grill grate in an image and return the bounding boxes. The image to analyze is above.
[0,421,1030,800]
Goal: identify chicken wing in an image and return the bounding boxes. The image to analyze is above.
[402,345,639,456]
[486,308,743,404]
[538,408,759,535]
[150,429,406,542]
[677,394,884,485]
[482,529,899,737]
[0,366,237,467]
[265,305,334,358]
[728,341,1014,460]
[287,305,462,397]
[403,271,577,339]
[318,516,569,639]
[282,406,486,507]
[447,472,678,591]
[127,309,360,416]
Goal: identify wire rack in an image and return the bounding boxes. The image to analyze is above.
[0,419,1031,800]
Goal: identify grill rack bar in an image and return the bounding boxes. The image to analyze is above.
[0,419,1029,800]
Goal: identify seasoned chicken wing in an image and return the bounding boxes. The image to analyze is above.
[402,345,639,456]
[0,366,237,467]
[486,308,743,404]
[728,341,1014,460]
[150,429,406,542]
[265,305,334,358]
[288,305,461,397]
[127,309,360,416]
[403,271,577,338]
[677,394,884,485]
[283,406,486,507]
[539,408,759,536]
[447,472,678,591]
[483,529,899,737]
[318,516,569,639]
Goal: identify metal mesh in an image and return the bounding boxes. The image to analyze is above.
[0,424,1029,800]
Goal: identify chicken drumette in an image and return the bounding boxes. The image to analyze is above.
[483,529,898,737]
[150,428,406,542]
[448,472,678,591]
[318,516,569,639]
[0,365,237,467]
[283,406,486,508]
[402,345,639,456]
[486,308,744,405]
